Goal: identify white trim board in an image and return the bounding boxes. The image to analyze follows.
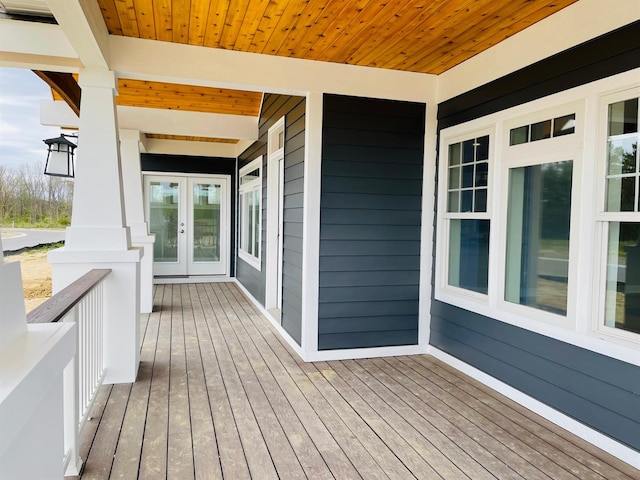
[429,346,640,470]
[154,276,231,284]
[233,279,304,360]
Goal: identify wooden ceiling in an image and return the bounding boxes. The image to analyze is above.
[97,0,578,75]
[116,79,262,116]
[49,76,262,143]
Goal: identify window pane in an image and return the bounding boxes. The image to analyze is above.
[150,182,179,263]
[530,120,552,141]
[449,143,461,166]
[448,166,460,189]
[448,219,489,294]
[461,190,473,212]
[505,161,573,315]
[475,135,489,161]
[605,222,640,334]
[510,126,529,145]
[253,188,260,256]
[475,162,488,187]
[607,137,637,175]
[475,188,487,212]
[606,177,636,212]
[553,114,576,137]
[462,164,474,188]
[447,191,459,213]
[609,98,639,136]
[193,183,220,262]
[462,139,475,163]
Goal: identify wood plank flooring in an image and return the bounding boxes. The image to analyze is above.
[73,283,639,479]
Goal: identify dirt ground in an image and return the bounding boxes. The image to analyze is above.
[4,250,52,312]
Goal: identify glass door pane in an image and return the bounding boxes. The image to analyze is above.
[149,181,180,263]
[192,182,220,263]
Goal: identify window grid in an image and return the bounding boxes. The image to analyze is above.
[447,135,489,213]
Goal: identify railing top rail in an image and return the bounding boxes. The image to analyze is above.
[27,269,112,324]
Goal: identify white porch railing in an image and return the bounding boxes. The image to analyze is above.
[27,268,111,477]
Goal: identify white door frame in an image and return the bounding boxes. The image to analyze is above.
[144,172,230,277]
[266,117,286,313]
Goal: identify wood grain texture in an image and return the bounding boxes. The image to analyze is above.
[97,0,578,74]
[75,283,639,479]
[145,134,239,143]
[116,78,262,115]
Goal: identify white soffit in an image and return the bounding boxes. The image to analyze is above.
[0,1,51,16]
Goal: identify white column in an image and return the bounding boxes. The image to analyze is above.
[120,129,155,314]
[49,68,142,384]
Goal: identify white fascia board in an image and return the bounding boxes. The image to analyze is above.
[40,99,79,127]
[46,0,109,69]
[438,0,640,102]
[0,19,79,71]
[108,35,438,103]
[144,138,239,158]
[116,106,258,141]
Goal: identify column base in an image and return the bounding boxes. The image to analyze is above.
[49,247,142,384]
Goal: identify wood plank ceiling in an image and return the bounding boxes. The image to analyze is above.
[52,0,580,144]
[97,0,578,75]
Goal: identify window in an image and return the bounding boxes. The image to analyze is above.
[601,95,639,336]
[509,113,576,145]
[239,156,262,269]
[505,161,573,315]
[441,133,491,295]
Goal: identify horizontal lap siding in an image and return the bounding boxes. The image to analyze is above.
[433,21,640,451]
[282,98,306,345]
[237,94,305,345]
[319,94,425,350]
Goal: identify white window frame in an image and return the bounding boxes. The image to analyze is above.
[436,71,640,365]
[593,85,640,346]
[436,125,495,306]
[496,100,585,331]
[238,156,262,270]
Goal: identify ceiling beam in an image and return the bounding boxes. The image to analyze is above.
[0,18,79,71]
[33,71,81,116]
[40,100,259,142]
[46,0,110,69]
[108,35,437,103]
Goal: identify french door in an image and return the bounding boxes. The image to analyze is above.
[144,175,230,276]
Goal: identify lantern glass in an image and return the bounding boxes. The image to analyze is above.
[44,136,75,178]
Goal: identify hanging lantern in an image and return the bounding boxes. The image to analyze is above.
[43,134,76,178]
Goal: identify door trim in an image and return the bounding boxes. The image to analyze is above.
[144,172,231,278]
[265,116,285,313]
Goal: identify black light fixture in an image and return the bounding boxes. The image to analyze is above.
[43,134,77,178]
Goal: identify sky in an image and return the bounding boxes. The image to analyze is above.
[0,67,61,171]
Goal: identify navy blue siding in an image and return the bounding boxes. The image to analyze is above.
[318,94,425,350]
[237,94,305,344]
[433,22,640,452]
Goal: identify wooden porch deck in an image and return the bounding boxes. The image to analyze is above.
[74,283,638,479]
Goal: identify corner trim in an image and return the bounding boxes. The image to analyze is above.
[233,279,305,359]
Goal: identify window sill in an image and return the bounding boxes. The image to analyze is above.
[238,250,261,271]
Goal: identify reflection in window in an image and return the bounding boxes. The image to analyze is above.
[606,98,639,212]
[239,157,262,268]
[449,220,490,294]
[509,114,576,145]
[505,161,573,315]
[605,223,640,334]
[149,181,179,263]
[447,135,489,213]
